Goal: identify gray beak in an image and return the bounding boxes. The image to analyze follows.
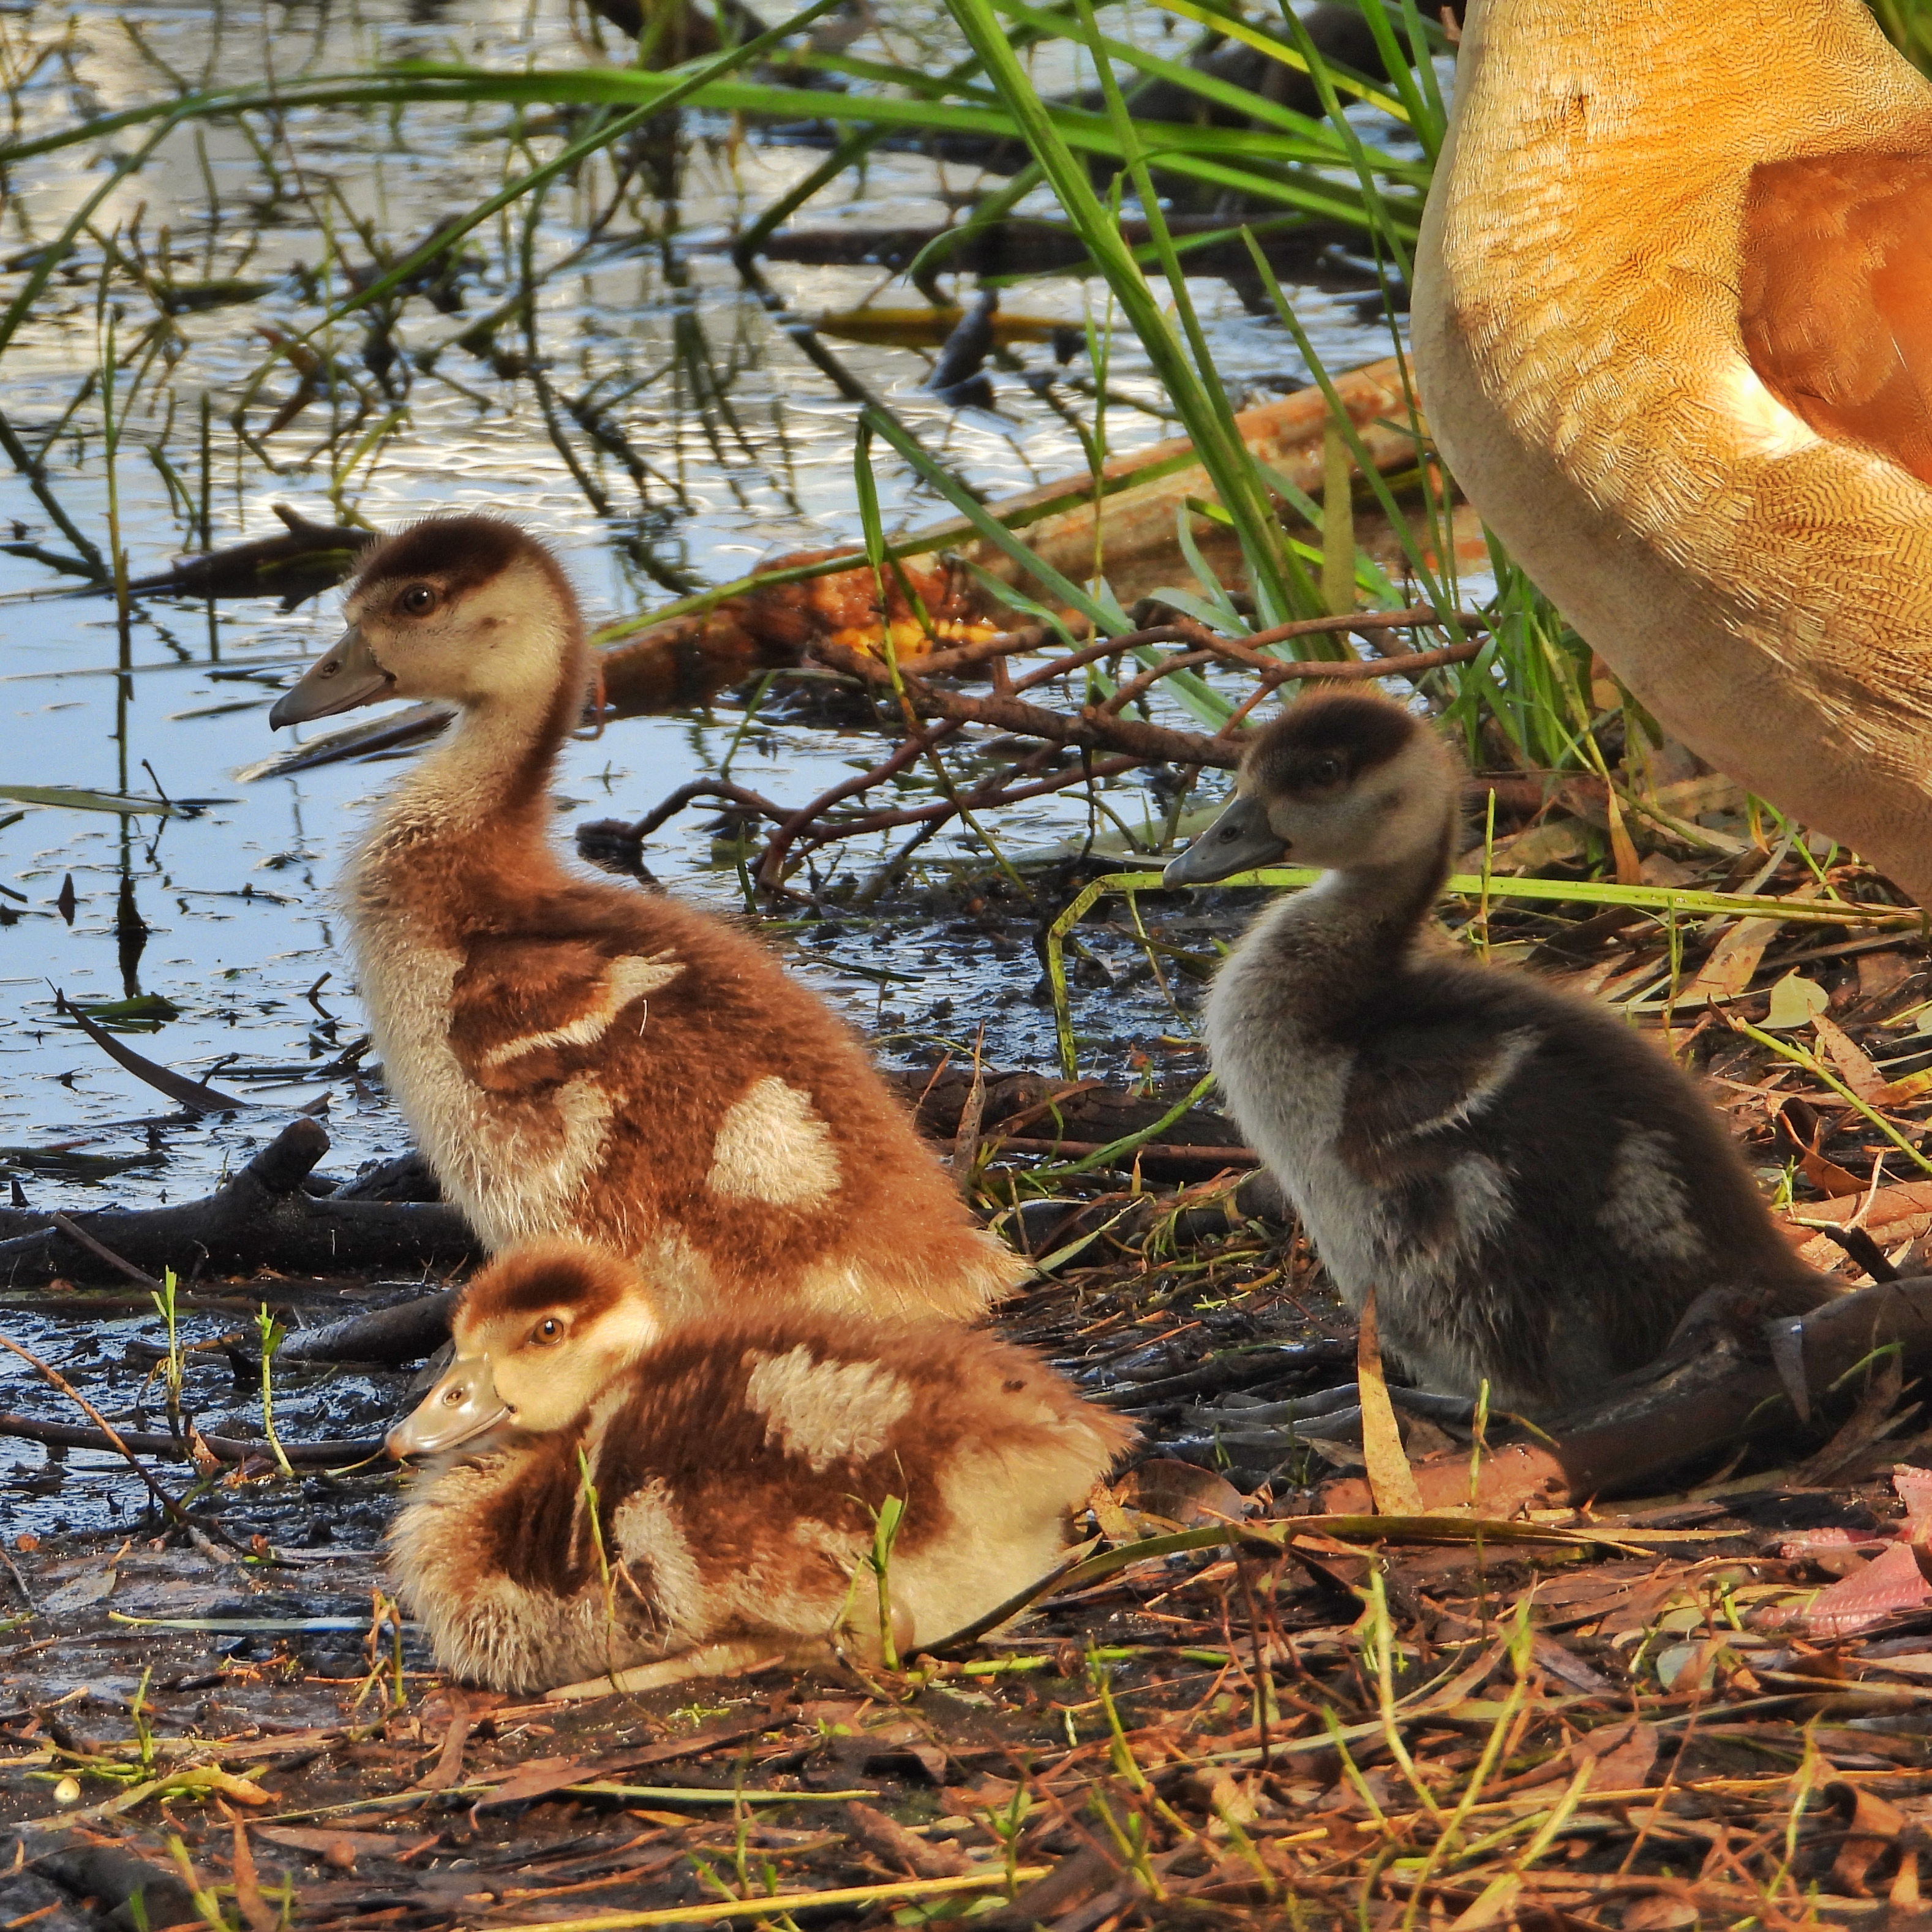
[387,1355,513,1461]
[1162,793,1290,887]
[269,627,394,728]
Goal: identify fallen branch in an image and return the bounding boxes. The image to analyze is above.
[0,1413,384,1467]
[597,355,1424,674]
[48,1211,164,1293]
[275,1288,457,1369]
[0,1119,476,1285]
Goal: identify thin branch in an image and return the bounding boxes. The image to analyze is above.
[0,1329,195,1527]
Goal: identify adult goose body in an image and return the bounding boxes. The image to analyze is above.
[271,517,1020,1324]
[1413,0,1932,906]
[1164,693,1832,1417]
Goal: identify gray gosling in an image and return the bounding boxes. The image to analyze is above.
[1164,690,1834,1418]
[386,1240,1134,1694]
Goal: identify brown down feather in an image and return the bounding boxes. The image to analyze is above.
[324,516,1024,1324]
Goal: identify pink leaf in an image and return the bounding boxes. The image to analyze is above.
[1778,1527,1882,1559]
[1806,1540,1932,1638]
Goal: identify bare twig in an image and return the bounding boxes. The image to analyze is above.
[48,1211,164,1293]
[611,778,787,840]
[756,721,964,886]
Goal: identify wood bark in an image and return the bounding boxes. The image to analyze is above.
[0,1119,476,1286]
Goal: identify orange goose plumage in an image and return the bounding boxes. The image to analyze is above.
[271,517,1022,1325]
[386,1241,1133,1694]
[1414,0,1932,905]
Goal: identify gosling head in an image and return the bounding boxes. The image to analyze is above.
[1163,691,1456,887]
[386,1239,663,1462]
[269,516,584,729]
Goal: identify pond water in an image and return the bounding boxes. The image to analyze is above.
[0,0,1408,1213]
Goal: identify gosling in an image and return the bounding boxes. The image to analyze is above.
[268,515,1021,1326]
[386,1240,1134,1694]
[1163,690,1835,1416]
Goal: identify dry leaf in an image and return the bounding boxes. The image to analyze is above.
[1765,971,1830,1029]
[1577,1718,1659,1792]
[1682,878,1820,1005]
[1686,914,1789,1004]
[1800,1142,1867,1198]
[471,1755,586,1810]
[1876,1063,1932,1106]
[1814,1012,1888,1102]
[1121,1460,1249,1528]
[229,1819,277,1932]
[1357,1288,1424,1517]
[1087,1480,1135,1541]
[1602,784,1642,887]
[1806,1540,1932,1636]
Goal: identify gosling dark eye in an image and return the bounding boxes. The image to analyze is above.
[1308,754,1344,786]
[397,583,437,616]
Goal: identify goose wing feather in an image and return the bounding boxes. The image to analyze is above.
[1335,1015,1541,1167]
[1740,152,1932,486]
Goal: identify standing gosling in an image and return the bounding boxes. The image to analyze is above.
[1163,691,1834,1417]
[271,516,1021,1326]
[387,1241,1133,1694]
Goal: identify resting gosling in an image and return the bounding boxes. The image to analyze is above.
[386,1240,1133,1694]
[1163,691,1833,1417]
[271,516,1021,1325]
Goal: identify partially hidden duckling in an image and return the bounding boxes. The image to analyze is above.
[270,516,1021,1325]
[1163,691,1835,1418]
[386,1239,1135,1695]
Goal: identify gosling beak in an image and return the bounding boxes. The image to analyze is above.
[269,626,394,728]
[1162,794,1289,887]
[386,1355,513,1461]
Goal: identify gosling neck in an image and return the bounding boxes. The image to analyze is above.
[1260,816,1456,1018]
[366,642,590,862]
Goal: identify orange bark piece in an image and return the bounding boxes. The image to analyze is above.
[1740,153,1932,486]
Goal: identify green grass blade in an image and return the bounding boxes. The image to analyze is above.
[859,406,1129,637]
[1141,0,1411,119]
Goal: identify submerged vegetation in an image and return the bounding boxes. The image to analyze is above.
[6,1,1932,1925]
